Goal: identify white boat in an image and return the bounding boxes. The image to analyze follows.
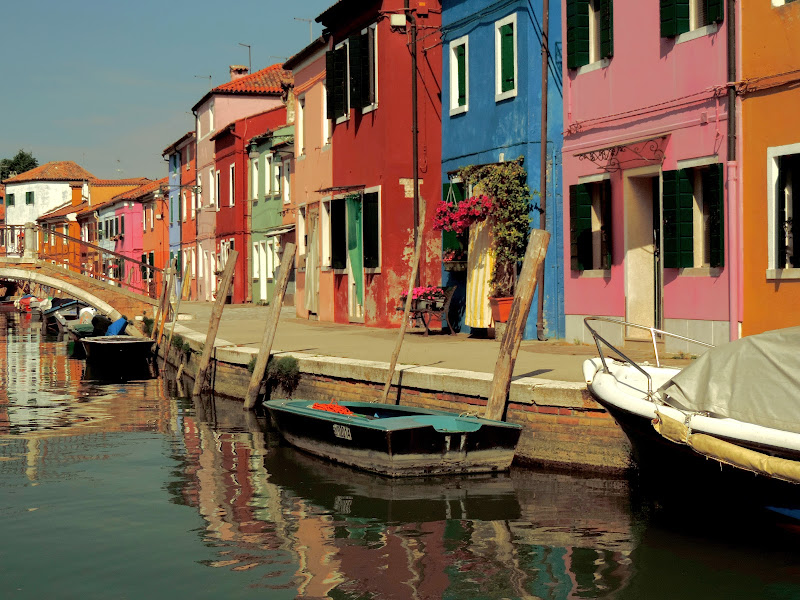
[582,318,800,506]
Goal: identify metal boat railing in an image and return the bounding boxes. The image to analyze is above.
[0,224,165,299]
[584,316,714,396]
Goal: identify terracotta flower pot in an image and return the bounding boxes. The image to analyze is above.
[489,296,513,323]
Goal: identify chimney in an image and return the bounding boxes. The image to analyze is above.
[230,65,249,81]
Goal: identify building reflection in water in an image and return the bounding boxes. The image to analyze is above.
[178,393,637,599]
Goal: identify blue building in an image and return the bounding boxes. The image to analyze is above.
[441,0,564,339]
[162,131,195,294]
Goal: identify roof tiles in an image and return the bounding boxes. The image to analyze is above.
[3,161,96,184]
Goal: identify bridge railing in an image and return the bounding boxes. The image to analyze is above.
[0,224,166,299]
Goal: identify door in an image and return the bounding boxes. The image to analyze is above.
[346,195,364,322]
[304,209,320,315]
[259,240,268,301]
[624,168,663,338]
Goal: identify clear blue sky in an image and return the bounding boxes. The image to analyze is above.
[0,0,334,180]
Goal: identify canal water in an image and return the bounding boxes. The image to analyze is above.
[2,308,800,600]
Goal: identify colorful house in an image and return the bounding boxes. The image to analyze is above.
[740,0,800,335]
[192,64,292,302]
[284,36,332,319]
[314,0,443,327]
[441,0,564,339]
[247,123,295,305]
[561,0,736,351]
[211,107,287,304]
[162,131,196,299]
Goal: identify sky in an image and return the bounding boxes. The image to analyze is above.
[0,0,335,180]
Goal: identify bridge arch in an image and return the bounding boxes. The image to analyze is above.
[0,262,160,334]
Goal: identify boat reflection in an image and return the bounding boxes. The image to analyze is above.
[178,394,638,599]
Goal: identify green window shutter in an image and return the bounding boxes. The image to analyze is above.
[500,23,515,92]
[677,169,694,268]
[348,34,363,109]
[567,0,590,69]
[331,199,347,270]
[455,44,466,106]
[600,179,613,269]
[7,193,14,206]
[570,184,592,270]
[703,163,724,268]
[705,0,724,24]
[661,0,690,38]
[662,170,680,268]
[360,30,374,107]
[600,0,614,59]
[26,191,34,205]
[331,46,348,120]
[362,192,379,268]
[663,169,694,268]
[325,50,337,120]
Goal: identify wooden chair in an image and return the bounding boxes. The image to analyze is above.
[409,285,457,336]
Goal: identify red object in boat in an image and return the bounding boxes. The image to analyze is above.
[311,399,354,415]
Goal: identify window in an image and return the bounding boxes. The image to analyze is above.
[297,95,306,155]
[662,162,724,269]
[271,156,280,195]
[182,191,187,222]
[570,178,613,271]
[191,189,196,219]
[25,191,34,205]
[330,198,347,269]
[191,248,196,277]
[768,146,800,271]
[209,102,215,134]
[363,191,380,269]
[326,23,378,123]
[495,14,518,101]
[282,159,291,204]
[215,169,221,210]
[229,164,235,207]
[253,242,261,279]
[6,193,14,206]
[251,158,259,200]
[120,215,125,236]
[197,173,202,213]
[567,0,613,70]
[449,36,469,115]
[661,0,723,38]
[209,169,216,208]
[322,84,332,145]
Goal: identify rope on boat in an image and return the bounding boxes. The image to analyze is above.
[311,399,354,416]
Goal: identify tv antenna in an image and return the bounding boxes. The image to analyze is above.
[238,43,251,73]
[294,17,313,43]
[194,75,212,88]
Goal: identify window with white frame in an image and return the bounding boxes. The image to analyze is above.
[216,169,221,210]
[191,189,196,219]
[298,206,307,268]
[266,238,276,279]
[266,155,275,194]
[191,247,196,277]
[209,169,216,208]
[197,173,202,213]
[570,177,612,271]
[325,23,378,123]
[182,191,187,223]
[321,83,331,146]
[282,158,291,204]
[495,13,518,101]
[209,102,215,134]
[251,158,259,200]
[768,144,800,272]
[229,164,235,207]
[297,95,306,155]
[275,160,283,199]
[567,0,613,69]
[449,35,469,115]
[253,242,261,279]
[660,0,723,38]
[321,197,332,268]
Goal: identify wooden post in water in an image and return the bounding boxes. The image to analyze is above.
[243,242,296,410]
[162,261,192,371]
[152,266,171,340]
[191,250,238,397]
[381,202,426,404]
[155,262,177,348]
[484,229,550,421]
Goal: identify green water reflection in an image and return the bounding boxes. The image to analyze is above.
[1,309,799,599]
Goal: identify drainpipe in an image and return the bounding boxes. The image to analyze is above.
[726,0,739,341]
[406,0,420,286]
[536,0,549,340]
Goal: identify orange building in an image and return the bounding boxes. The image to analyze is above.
[741,0,800,334]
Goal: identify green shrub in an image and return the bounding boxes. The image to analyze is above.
[247,354,300,398]
[142,316,154,336]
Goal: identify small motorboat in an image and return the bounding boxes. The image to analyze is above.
[582,317,800,506]
[265,398,522,477]
[81,335,155,366]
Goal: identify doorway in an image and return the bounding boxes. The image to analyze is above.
[624,168,663,339]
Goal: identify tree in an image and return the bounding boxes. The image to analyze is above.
[1,149,38,181]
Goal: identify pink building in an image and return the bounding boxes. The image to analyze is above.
[562,0,737,352]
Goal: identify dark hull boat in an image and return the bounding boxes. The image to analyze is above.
[81,335,155,368]
[582,317,800,511]
[265,398,522,478]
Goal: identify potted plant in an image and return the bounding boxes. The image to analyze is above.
[400,285,446,310]
[435,158,533,322]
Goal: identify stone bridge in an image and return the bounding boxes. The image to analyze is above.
[0,258,160,334]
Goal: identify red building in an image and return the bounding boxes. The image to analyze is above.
[316,0,443,327]
[212,106,287,303]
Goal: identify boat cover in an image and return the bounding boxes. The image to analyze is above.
[659,326,800,434]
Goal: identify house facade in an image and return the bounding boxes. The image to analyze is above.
[284,36,332,320]
[212,107,287,304]
[315,0,443,328]
[441,0,564,339]
[162,131,196,298]
[562,0,736,350]
[740,0,800,335]
[192,64,291,302]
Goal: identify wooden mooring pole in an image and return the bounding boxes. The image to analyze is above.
[155,261,177,349]
[191,250,238,397]
[244,242,296,410]
[484,229,550,421]
[162,261,192,372]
